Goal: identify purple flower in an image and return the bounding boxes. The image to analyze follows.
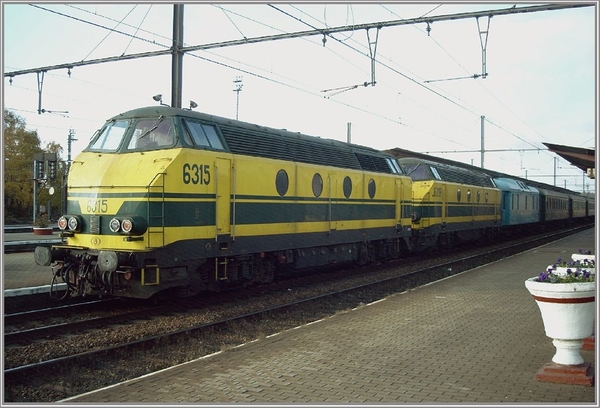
[538,271,550,282]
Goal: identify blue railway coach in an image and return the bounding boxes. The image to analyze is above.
[493,178,540,226]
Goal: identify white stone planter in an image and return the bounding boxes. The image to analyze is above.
[548,266,595,277]
[572,253,595,263]
[525,277,595,365]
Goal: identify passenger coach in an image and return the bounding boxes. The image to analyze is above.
[493,177,540,227]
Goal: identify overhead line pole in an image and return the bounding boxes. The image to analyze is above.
[4,3,592,79]
[171,4,184,108]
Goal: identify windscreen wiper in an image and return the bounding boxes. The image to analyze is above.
[138,115,164,139]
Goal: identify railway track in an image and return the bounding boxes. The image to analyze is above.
[4,224,591,403]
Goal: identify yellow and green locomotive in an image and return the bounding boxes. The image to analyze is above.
[397,158,502,250]
[35,106,414,299]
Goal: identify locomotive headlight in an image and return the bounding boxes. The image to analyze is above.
[58,216,68,230]
[121,218,133,234]
[67,216,80,231]
[109,217,121,233]
[111,215,147,235]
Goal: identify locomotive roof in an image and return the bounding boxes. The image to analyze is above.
[110,106,401,175]
[387,147,592,198]
[397,157,496,188]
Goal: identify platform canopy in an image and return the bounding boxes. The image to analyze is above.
[543,142,596,179]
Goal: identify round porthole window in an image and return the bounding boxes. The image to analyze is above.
[343,176,352,199]
[276,169,289,197]
[312,173,323,198]
[368,179,376,199]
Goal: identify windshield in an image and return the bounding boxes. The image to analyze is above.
[127,117,175,150]
[88,120,129,151]
[403,163,431,181]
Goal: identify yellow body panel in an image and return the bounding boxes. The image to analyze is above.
[411,180,501,230]
[65,148,412,252]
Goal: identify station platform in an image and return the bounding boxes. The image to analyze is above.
[57,227,597,404]
[2,232,60,295]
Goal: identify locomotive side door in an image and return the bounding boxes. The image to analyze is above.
[215,157,231,238]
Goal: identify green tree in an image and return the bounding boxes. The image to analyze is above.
[3,109,64,222]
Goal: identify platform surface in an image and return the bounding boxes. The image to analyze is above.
[57,227,597,404]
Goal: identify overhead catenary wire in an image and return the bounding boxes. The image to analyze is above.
[7,3,592,175]
[8,4,526,155]
[378,4,555,157]
[81,5,141,61]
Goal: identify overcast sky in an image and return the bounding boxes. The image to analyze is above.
[2,2,597,193]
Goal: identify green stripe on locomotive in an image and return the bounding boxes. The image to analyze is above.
[63,147,413,252]
[410,180,501,229]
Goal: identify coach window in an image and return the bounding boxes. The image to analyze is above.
[457,188,462,202]
[467,189,471,202]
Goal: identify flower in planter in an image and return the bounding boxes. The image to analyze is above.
[550,257,595,270]
[578,248,593,255]
[537,268,595,284]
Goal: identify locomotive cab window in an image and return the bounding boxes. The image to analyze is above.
[127,117,176,150]
[88,120,129,151]
[183,119,224,150]
[404,163,430,180]
[386,158,403,174]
